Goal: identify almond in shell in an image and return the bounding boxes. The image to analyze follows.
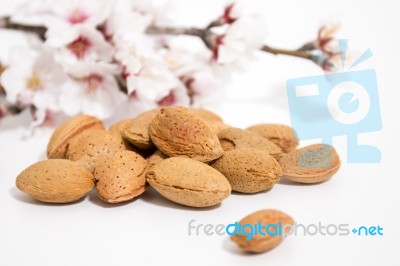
[47,115,104,159]
[218,127,283,159]
[279,144,341,183]
[231,209,294,253]
[66,130,125,171]
[247,124,299,153]
[147,157,231,207]
[211,148,282,193]
[16,159,94,203]
[149,106,224,162]
[94,151,148,203]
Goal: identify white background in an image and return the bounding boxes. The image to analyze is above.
[1,0,399,265]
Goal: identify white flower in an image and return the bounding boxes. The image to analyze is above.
[158,38,210,77]
[130,0,176,26]
[156,84,190,107]
[46,25,113,69]
[105,0,151,43]
[10,0,53,26]
[46,0,111,28]
[219,1,254,23]
[182,69,224,107]
[215,15,267,64]
[0,46,68,111]
[122,48,179,103]
[59,62,126,119]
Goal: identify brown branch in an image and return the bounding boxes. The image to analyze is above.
[146,25,214,49]
[0,104,26,119]
[146,25,322,66]
[0,18,321,65]
[0,16,46,40]
[261,45,313,60]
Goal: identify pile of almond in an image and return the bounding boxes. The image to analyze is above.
[15,106,341,253]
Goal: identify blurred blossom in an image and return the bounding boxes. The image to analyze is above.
[130,0,177,26]
[105,0,152,43]
[218,1,254,24]
[0,46,67,111]
[298,23,341,71]
[213,15,267,65]
[158,39,211,77]
[60,62,125,119]
[48,0,111,27]
[0,0,333,127]
[181,69,224,107]
[30,108,57,128]
[120,47,179,103]
[10,0,53,26]
[317,23,341,56]
[157,84,190,107]
[46,25,113,67]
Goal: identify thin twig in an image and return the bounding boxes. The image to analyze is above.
[0,18,319,64]
[261,45,313,60]
[146,26,318,63]
[146,25,214,49]
[0,104,26,119]
[0,16,46,40]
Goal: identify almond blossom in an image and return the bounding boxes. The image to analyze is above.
[213,15,268,65]
[48,0,111,27]
[0,46,68,111]
[46,25,113,69]
[118,45,180,103]
[0,0,341,127]
[181,69,224,107]
[59,62,125,119]
[104,0,152,43]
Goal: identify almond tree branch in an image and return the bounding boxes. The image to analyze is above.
[0,17,46,40]
[261,45,313,60]
[146,25,214,49]
[146,25,320,64]
[0,18,320,64]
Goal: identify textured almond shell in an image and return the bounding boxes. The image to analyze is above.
[146,150,169,170]
[231,209,294,253]
[247,124,299,153]
[94,151,148,203]
[279,144,341,183]
[46,115,104,159]
[211,148,282,193]
[108,119,140,152]
[218,128,283,159]
[16,159,94,203]
[147,157,231,207]
[149,106,224,162]
[66,130,125,171]
[122,109,159,150]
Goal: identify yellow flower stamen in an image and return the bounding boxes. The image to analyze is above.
[26,74,42,91]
